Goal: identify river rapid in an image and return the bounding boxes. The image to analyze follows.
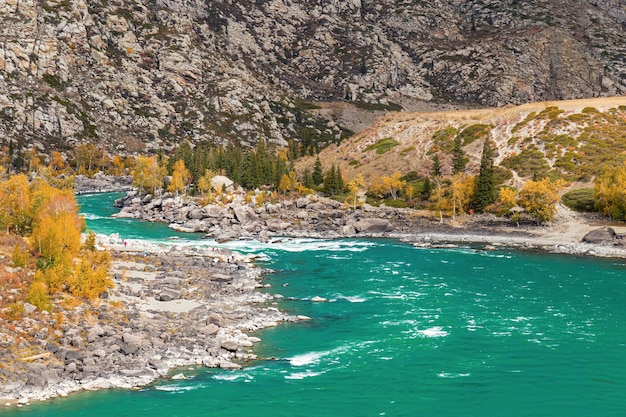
[6,193,625,416]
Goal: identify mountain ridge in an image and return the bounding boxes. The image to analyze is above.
[0,0,625,156]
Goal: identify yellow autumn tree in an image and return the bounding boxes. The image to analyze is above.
[69,251,112,301]
[197,169,215,197]
[112,155,125,176]
[594,163,626,220]
[167,159,191,195]
[382,172,406,200]
[449,173,475,219]
[278,173,292,195]
[50,151,65,173]
[429,177,451,222]
[345,173,365,209]
[132,155,166,194]
[518,178,564,223]
[0,174,33,233]
[368,175,385,199]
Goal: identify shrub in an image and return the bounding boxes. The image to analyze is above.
[561,188,595,212]
[501,147,550,178]
[365,138,399,155]
[458,124,491,145]
[27,281,53,312]
[12,244,29,268]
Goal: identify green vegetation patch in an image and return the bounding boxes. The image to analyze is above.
[562,188,596,212]
[536,106,564,120]
[501,147,550,178]
[458,124,491,145]
[42,73,64,90]
[430,126,458,153]
[365,138,399,155]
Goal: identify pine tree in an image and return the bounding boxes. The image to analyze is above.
[312,156,324,186]
[473,139,496,213]
[452,136,466,174]
[431,153,442,178]
[323,165,338,195]
[336,166,344,191]
[302,169,314,189]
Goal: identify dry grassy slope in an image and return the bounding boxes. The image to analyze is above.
[298,96,626,187]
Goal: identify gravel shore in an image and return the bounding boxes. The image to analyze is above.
[1,240,299,407]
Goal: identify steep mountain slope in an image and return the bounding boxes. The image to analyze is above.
[300,96,626,186]
[0,0,625,155]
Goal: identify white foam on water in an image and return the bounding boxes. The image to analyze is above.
[212,373,253,382]
[332,294,367,303]
[289,351,329,367]
[154,384,203,392]
[82,213,107,220]
[223,238,375,254]
[416,326,449,338]
[284,370,324,380]
[437,372,470,378]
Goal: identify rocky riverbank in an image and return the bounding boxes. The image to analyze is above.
[112,189,626,259]
[0,241,299,406]
[74,174,134,195]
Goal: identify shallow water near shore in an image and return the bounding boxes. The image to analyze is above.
[6,193,625,416]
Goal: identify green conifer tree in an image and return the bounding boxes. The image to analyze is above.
[473,139,497,212]
[452,136,466,175]
[431,153,442,178]
[312,156,324,186]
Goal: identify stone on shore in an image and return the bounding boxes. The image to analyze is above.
[354,218,393,233]
[582,227,618,245]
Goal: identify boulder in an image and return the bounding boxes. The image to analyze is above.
[295,197,310,208]
[23,302,37,314]
[341,224,357,236]
[233,205,258,224]
[188,208,204,219]
[219,361,242,370]
[582,227,617,244]
[354,218,393,233]
[156,288,182,301]
[220,341,239,352]
[122,333,143,345]
[211,175,234,191]
[266,220,291,232]
[199,324,220,335]
[208,312,226,327]
[202,204,223,217]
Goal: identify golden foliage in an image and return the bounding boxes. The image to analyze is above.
[345,173,365,209]
[0,174,32,234]
[594,162,626,220]
[518,178,564,223]
[26,280,52,312]
[167,159,191,195]
[132,155,166,194]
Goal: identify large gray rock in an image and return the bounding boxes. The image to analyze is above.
[122,333,143,346]
[208,312,226,327]
[582,227,617,244]
[199,324,220,335]
[211,176,234,192]
[354,218,393,233]
[220,341,239,352]
[156,288,182,301]
[233,205,258,224]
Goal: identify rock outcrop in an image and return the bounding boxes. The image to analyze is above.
[1,0,625,155]
[112,190,403,239]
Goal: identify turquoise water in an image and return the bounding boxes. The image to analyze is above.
[7,194,626,416]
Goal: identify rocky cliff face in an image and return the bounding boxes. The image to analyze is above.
[1,0,624,155]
